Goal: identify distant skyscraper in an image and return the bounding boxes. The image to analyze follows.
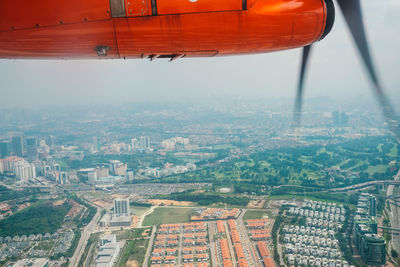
[12,136,24,157]
[131,138,139,151]
[59,172,68,184]
[26,137,38,162]
[47,135,56,150]
[0,141,10,158]
[114,198,130,217]
[109,160,127,176]
[92,137,99,152]
[341,112,349,126]
[332,111,349,126]
[139,136,150,149]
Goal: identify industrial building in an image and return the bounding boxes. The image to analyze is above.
[94,235,120,267]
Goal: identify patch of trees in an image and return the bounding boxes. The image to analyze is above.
[0,185,41,202]
[234,183,263,195]
[69,195,97,227]
[272,213,283,265]
[0,201,72,237]
[159,136,399,189]
[130,201,152,207]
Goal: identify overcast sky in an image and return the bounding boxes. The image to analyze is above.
[0,0,399,108]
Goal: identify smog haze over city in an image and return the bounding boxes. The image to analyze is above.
[1,1,400,267]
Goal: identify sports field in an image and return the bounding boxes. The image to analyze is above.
[142,207,194,226]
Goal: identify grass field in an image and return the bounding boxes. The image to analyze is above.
[366,165,388,175]
[116,238,149,267]
[142,207,194,226]
[243,210,266,220]
[114,228,151,240]
[130,205,150,216]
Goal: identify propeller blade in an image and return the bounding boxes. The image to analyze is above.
[336,0,399,138]
[294,45,312,127]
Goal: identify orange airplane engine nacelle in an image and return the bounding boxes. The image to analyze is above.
[0,0,335,59]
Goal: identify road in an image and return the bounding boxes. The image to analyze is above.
[208,222,218,267]
[137,206,155,227]
[178,225,183,266]
[387,168,400,255]
[329,180,400,192]
[142,225,156,267]
[69,207,101,267]
[224,221,237,266]
[237,209,258,267]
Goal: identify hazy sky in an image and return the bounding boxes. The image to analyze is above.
[0,0,399,108]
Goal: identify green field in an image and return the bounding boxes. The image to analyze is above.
[116,238,149,267]
[113,228,151,240]
[243,210,266,220]
[130,205,150,216]
[158,136,400,191]
[142,207,194,226]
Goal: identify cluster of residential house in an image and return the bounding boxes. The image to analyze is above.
[283,200,353,267]
[0,231,74,262]
[151,223,209,266]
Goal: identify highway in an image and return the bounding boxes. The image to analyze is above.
[69,207,101,267]
[329,180,400,192]
[387,168,400,255]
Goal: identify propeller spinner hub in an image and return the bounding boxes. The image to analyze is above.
[320,0,336,40]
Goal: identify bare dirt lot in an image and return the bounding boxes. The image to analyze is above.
[247,199,266,209]
[93,200,110,208]
[148,199,195,206]
[125,259,139,267]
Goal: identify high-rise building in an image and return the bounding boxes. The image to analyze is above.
[161,139,175,150]
[131,138,139,151]
[341,112,349,126]
[12,136,24,157]
[92,137,99,151]
[139,136,150,149]
[53,163,61,172]
[369,195,376,217]
[354,193,385,265]
[59,172,68,184]
[13,160,36,181]
[0,159,4,174]
[332,111,349,126]
[126,170,134,182]
[47,135,56,153]
[361,234,386,265]
[114,198,130,217]
[88,171,97,184]
[95,167,109,178]
[26,137,38,162]
[0,141,11,158]
[109,160,127,176]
